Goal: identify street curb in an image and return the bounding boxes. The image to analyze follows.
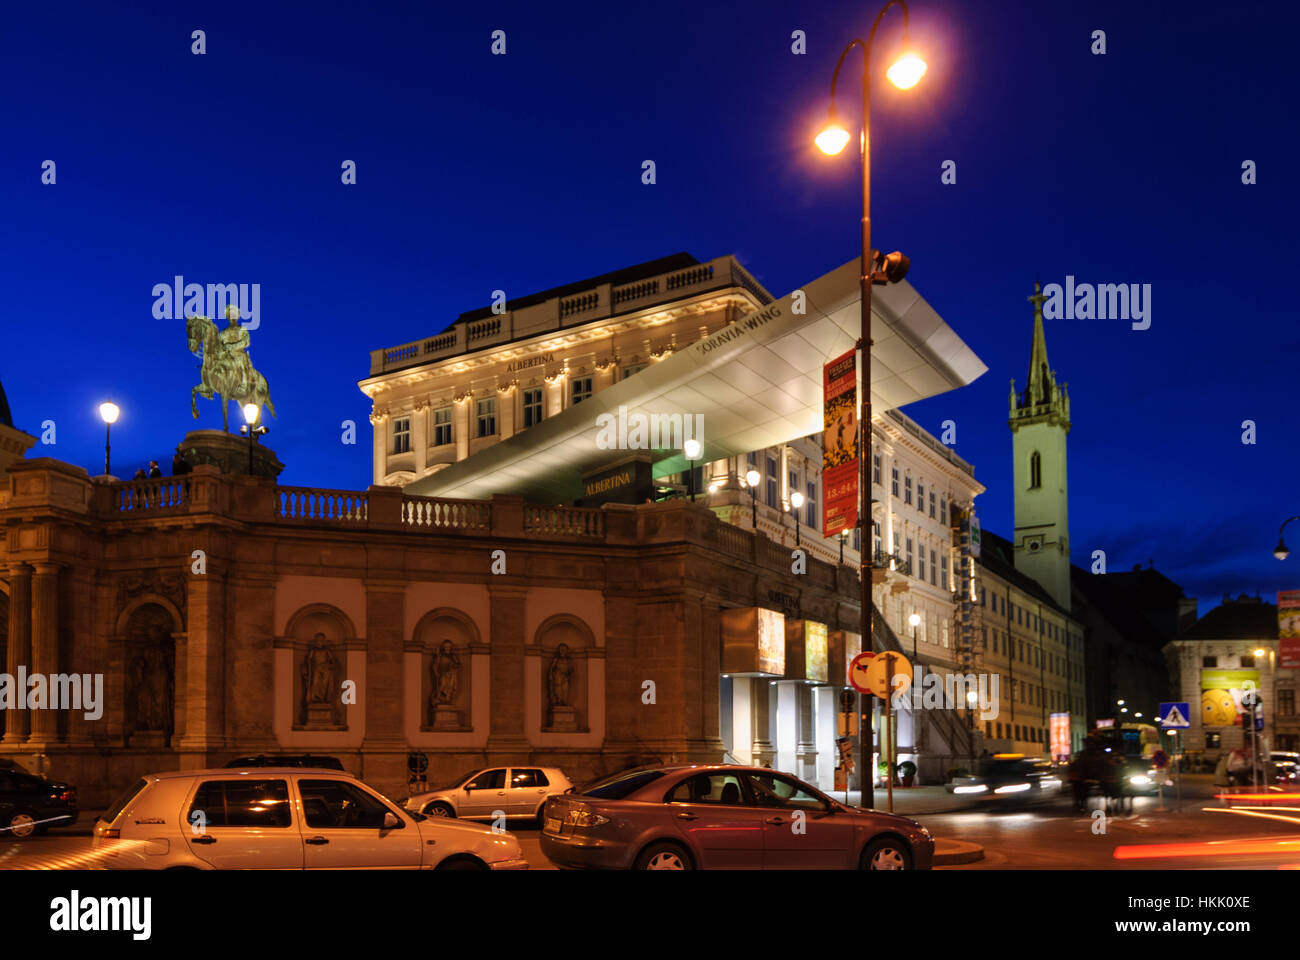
[933,838,984,865]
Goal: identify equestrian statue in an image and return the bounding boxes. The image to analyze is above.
[187,305,276,431]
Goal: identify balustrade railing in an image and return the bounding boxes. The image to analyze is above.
[524,505,604,537]
[111,478,190,512]
[402,496,491,530]
[278,487,368,522]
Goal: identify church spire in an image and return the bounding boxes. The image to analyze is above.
[1009,281,1070,431]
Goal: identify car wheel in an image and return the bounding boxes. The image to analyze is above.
[424,802,455,818]
[436,856,488,871]
[634,842,692,871]
[5,812,39,840]
[861,836,912,870]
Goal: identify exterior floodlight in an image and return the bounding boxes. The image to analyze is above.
[872,250,911,284]
[886,52,927,89]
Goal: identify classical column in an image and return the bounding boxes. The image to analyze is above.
[177,562,226,761]
[411,405,428,476]
[28,562,61,743]
[751,677,775,766]
[371,415,387,483]
[486,584,529,757]
[361,579,407,796]
[454,400,471,461]
[3,564,32,744]
[796,681,818,783]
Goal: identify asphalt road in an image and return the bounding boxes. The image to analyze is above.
[3,783,1296,870]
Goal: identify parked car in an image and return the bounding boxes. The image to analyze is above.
[0,768,78,839]
[539,764,933,870]
[405,766,573,825]
[946,755,1063,803]
[92,767,528,869]
[223,754,344,770]
[1271,751,1300,784]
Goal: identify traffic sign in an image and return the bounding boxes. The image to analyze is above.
[848,651,876,694]
[1152,749,1168,769]
[1158,702,1190,729]
[863,651,913,700]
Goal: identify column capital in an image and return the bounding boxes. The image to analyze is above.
[31,561,62,576]
[5,562,32,578]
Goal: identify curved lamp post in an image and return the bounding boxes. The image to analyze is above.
[1273,516,1300,559]
[98,401,120,476]
[814,0,926,811]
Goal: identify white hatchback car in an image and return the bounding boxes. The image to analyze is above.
[405,765,573,825]
[92,767,528,870]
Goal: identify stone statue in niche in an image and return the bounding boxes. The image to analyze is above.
[300,633,344,728]
[126,623,174,745]
[546,643,578,732]
[429,640,463,730]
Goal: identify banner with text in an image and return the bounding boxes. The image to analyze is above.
[1279,590,1300,668]
[822,349,859,538]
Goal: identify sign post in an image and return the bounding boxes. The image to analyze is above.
[859,651,913,814]
[848,651,876,809]
[1158,702,1190,812]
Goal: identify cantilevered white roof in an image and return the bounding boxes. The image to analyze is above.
[406,257,987,503]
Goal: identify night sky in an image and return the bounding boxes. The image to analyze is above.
[1,0,1296,613]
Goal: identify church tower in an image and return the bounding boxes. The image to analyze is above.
[1008,282,1072,610]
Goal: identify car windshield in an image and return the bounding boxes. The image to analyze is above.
[977,759,1034,777]
[576,769,667,800]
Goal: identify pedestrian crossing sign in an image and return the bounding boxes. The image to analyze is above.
[1158,701,1191,728]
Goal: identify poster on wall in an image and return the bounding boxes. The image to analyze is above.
[821,349,858,538]
[1278,590,1300,668]
[1200,669,1261,727]
[1050,712,1071,762]
[756,608,785,676]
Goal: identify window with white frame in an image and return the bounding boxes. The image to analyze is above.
[475,398,496,437]
[393,417,411,454]
[433,407,452,446]
[522,388,543,427]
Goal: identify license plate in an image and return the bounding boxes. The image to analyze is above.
[544,817,562,834]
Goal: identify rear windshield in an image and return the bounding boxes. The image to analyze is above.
[578,769,666,800]
[101,778,148,823]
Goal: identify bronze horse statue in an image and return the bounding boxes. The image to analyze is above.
[186,308,276,431]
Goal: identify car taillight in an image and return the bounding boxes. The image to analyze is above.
[58,789,75,802]
[566,809,609,828]
[100,828,120,839]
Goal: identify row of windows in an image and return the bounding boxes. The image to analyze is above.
[981,588,1076,648]
[986,721,1055,744]
[391,376,605,452]
[874,456,949,524]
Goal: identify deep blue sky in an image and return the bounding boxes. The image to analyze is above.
[1,0,1296,614]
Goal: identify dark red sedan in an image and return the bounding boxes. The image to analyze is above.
[540,764,933,870]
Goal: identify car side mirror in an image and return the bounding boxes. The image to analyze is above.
[382,811,401,830]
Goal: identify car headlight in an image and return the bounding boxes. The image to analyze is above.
[1129,775,1152,786]
[994,783,1031,794]
[953,784,988,794]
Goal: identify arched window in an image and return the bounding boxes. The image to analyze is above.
[1029,451,1042,489]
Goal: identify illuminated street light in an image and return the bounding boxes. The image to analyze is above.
[909,611,921,661]
[789,491,805,546]
[1273,516,1300,559]
[239,402,269,475]
[813,0,926,814]
[683,438,702,502]
[98,400,120,476]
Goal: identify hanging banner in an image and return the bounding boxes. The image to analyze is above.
[822,349,859,538]
[1278,590,1300,668]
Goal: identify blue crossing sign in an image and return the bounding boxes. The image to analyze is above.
[1158,702,1191,729]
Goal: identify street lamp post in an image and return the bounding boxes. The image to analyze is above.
[98,401,120,476]
[840,529,849,564]
[684,438,702,502]
[1273,516,1300,559]
[815,0,926,811]
[240,403,269,474]
[909,611,920,662]
[746,469,760,529]
[790,491,805,547]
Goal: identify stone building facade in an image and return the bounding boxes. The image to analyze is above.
[0,455,869,807]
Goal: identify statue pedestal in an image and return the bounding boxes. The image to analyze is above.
[432,704,461,731]
[305,703,344,730]
[177,429,284,478]
[547,706,578,732]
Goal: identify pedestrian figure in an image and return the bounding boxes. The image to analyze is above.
[148,460,162,478]
[172,452,191,476]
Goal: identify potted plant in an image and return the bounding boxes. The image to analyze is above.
[898,760,917,787]
[877,760,890,787]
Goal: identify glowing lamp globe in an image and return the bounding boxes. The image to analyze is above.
[886,53,927,90]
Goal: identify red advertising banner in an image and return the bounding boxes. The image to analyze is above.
[1279,590,1300,667]
[822,349,859,538]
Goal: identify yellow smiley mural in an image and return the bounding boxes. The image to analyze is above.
[1202,688,1237,727]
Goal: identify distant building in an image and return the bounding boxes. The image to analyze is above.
[1165,595,1298,765]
